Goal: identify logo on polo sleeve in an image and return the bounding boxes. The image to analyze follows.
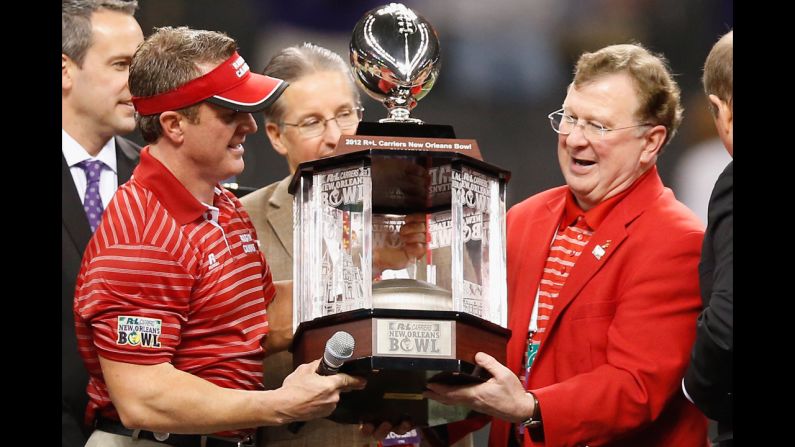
[117,316,162,348]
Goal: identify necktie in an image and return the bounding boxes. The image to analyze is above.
[77,159,107,233]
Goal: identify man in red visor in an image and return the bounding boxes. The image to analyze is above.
[74,26,365,447]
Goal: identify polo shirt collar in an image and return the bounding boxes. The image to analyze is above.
[134,146,212,225]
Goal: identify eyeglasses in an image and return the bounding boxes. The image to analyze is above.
[282,107,364,138]
[547,108,651,140]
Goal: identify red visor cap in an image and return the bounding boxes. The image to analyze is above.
[132,52,288,115]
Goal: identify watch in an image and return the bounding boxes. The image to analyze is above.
[519,392,542,429]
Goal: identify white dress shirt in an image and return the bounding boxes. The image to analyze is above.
[62,129,120,209]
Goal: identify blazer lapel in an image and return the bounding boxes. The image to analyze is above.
[267,176,295,258]
[542,169,665,337]
[62,155,92,253]
[543,219,629,336]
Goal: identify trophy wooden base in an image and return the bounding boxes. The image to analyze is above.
[291,308,511,426]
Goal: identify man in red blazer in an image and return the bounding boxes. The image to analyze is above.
[425,43,708,446]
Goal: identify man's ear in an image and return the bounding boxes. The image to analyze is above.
[159,111,185,145]
[639,124,667,165]
[709,94,732,135]
[266,121,288,157]
[709,94,733,155]
[62,54,74,91]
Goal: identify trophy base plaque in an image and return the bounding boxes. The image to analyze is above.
[291,308,511,426]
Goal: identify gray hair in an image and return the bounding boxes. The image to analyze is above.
[262,42,360,124]
[62,0,138,67]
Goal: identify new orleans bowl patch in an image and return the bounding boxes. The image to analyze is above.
[116,316,162,348]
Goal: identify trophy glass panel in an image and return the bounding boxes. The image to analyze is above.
[293,161,373,332]
[368,154,457,313]
[451,165,507,327]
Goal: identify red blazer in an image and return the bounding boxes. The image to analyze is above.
[490,168,708,447]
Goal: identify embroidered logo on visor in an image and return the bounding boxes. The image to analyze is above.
[231,55,249,78]
[117,316,162,348]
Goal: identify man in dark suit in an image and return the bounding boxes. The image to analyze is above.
[683,29,733,447]
[62,1,143,445]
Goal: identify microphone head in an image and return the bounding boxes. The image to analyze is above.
[324,331,355,369]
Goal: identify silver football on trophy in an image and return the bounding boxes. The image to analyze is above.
[350,3,440,123]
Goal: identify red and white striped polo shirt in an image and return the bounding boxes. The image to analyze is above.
[74,147,275,431]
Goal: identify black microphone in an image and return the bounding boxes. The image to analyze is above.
[287,331,355,434]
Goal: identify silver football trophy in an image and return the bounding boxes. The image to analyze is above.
[350,2,440,123]
[290,3,511,428]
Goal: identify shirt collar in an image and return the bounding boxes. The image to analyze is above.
[562,168,655,230]
[134,146,215,225]
[61,129,118,173]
